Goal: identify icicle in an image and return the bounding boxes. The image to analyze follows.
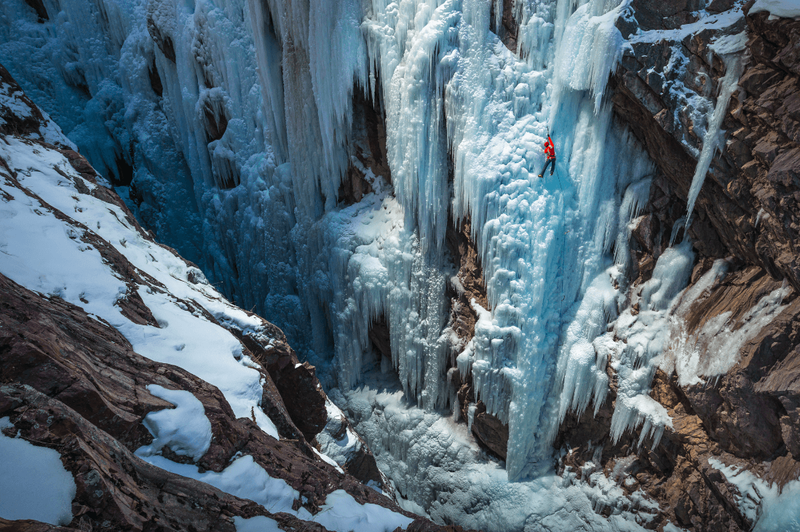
[680,41,746,233]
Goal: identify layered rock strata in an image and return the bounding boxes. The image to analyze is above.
[555,3,800,530]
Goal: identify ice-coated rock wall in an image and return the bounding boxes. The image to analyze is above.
[0,0,759,527]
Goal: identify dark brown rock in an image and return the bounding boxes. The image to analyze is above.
[470,402,509,461]
[369,315,392,359]
[445,215,488,359]
[0,271,428,528]
[402,521,477,532]
[443,216,507,459]
[271,362,328,441]
[321,403,384,485]
[338,92,390,206]
[628,0,704,31]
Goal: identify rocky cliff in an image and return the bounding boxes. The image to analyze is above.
[552,2,800,530]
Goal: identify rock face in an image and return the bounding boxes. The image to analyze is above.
[0,273,331,531]
[446,216,510,460]
[614,2,800,284]
[0,67,463,532]
[554,3,800,530]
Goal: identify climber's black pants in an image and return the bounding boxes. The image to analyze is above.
[540,157,556,176]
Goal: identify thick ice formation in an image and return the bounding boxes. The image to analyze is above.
[332,369,659,532]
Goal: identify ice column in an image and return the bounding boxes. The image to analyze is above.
[682,33,746,229]
[442,0,655,479]
[363,0,461,252]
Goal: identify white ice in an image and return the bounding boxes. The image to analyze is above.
[681,46,745,231]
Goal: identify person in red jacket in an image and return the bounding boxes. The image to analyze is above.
[539,135,556,178]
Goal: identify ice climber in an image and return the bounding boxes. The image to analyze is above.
[539,135,556,178]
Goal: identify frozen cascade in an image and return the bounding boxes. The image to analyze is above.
[442,0,655,480]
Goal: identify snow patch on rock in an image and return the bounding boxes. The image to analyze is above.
[0,417,77,526]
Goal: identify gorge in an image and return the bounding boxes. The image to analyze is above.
[1,0,800,530]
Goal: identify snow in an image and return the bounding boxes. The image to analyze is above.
[312,490,414,532]
[628,8,746,45]
[136,385,212,461]
[0,138,279,440]
[137,393,409,531]
[140,454,302,514]
[0,417,77,526]
[234,516,282,532]
[139,452,412,531]
[313,447,346,474]
[750,0,800,19]
[711,31,748,55]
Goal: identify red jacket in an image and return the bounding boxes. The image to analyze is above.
[544,137,556,159]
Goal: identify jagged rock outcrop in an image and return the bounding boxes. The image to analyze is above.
[339,93,391,207]
[555,2,800,530]
[614,1,800,283]
[0,381,330,532]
